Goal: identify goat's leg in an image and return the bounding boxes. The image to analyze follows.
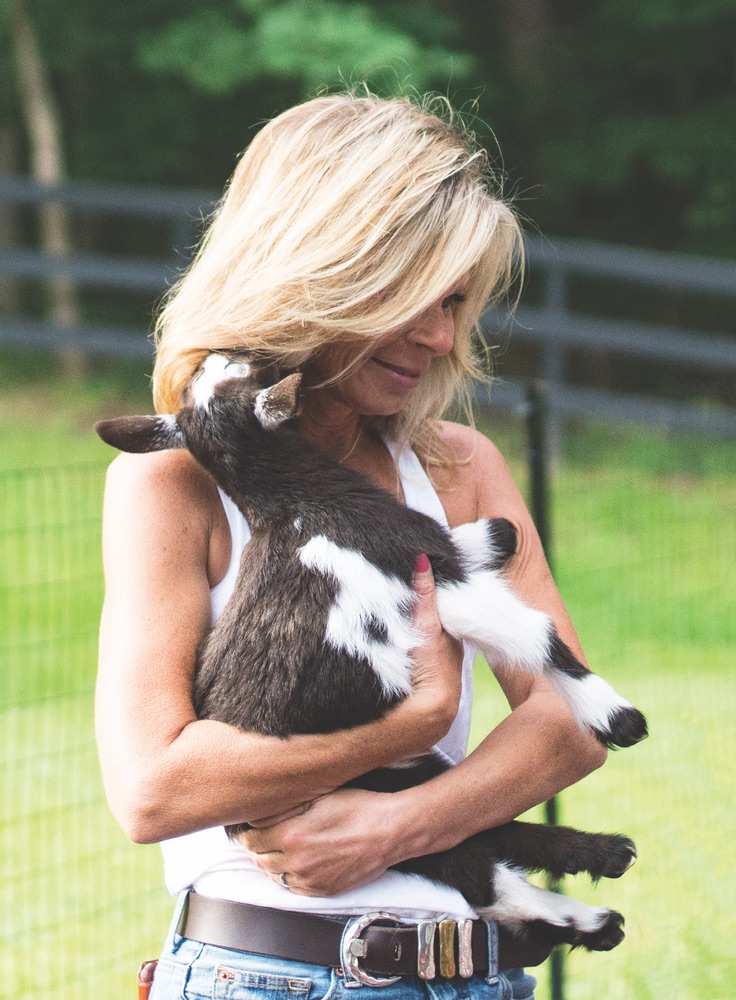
[477,863,626,953]
[449,518,518,574]
[435,570,648,749]
[351,761,636,882]
[395,849,625,953]
[476,821,637,881]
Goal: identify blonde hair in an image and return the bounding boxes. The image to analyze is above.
[152,92,522,460]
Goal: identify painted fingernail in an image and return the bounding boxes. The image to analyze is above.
[414,553,430,573]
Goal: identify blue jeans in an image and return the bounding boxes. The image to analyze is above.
[149,896,536,1000]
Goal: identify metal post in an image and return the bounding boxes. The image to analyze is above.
[542,263,566,466]
[525,380,565,1000]
[526,380,552,561]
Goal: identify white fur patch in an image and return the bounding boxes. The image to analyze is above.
[192,354,251,409]
[436,571,551,673]
[549,671,637,738]
[155,414,185,449]
[478,863,611,935]
[450,520,500,573]
[253,388,283,430]
[298,535,417,698]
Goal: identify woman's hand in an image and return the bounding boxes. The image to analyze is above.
[237,555,464,894]
[240,787,404,896]
[402,554,464,731]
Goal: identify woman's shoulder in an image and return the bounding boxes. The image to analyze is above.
[431,421,515,525]
[435,421,508,467]
[105,447,216,505]
[103,448,221,542]
[102,448,230,588]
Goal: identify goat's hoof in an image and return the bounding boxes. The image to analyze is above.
[601,838,637,879]
[488,518,518,564]
[594,707,649,749]
[578,911,625,952]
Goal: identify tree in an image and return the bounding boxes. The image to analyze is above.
[137,0,473,102]
[7,0,82,373]
[526,0,736,254]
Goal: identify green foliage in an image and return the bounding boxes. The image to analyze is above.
[1,0,736,252]
[525,0,736,253]
[138,0,473,96]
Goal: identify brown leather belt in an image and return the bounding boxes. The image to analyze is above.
[178,892,501,985]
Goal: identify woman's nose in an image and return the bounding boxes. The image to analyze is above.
[409,303,455,356]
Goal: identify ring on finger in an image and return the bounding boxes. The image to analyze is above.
[278,872,289,888]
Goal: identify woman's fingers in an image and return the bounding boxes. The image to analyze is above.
[409,554,463,707]
[411,553,441,638]
[245,802,312,829]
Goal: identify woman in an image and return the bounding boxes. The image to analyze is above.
[96,93,607,1000]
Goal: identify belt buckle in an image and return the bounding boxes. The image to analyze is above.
[340,912,403,988]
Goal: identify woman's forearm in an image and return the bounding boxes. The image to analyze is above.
[237,687,607,898]
[385,689,607,866]
[102,683,456,845]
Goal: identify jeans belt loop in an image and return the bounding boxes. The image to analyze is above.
[483,917,500,986]
[174,889,192,938]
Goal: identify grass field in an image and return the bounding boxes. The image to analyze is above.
[2,363,734,1000]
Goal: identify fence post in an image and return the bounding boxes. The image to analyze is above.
[525,379,565,1000]
[541,262,566,465]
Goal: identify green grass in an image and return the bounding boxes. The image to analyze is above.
[2,363,735,999]
[0,346,152,471]
[470,418,736,999]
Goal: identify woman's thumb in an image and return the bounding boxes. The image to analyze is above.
[413,553,434,599]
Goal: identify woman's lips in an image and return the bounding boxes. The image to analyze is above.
[372,357,423,387]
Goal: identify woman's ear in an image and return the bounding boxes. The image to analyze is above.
[95,415,185,454]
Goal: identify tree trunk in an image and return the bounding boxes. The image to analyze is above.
[0,126,22,318]
[498,0,553,94]
[10,0,84,376]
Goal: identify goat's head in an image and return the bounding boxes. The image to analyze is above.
[95,352,301,460]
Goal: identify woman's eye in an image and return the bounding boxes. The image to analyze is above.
[442,293,466,310]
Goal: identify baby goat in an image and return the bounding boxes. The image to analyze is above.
[97,352,647,953]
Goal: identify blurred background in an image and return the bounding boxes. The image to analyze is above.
[1,2,734,998]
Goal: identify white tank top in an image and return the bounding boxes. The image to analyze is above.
[160,442,477,921]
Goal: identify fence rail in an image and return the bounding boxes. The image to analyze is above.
[2,176,736,441]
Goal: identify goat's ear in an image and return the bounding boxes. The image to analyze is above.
[95,415,186,454]
[253,373,302,430]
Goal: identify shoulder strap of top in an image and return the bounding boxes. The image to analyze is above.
[210,488,252,622]
[383,440,448,526]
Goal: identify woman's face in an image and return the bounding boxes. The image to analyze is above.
[305,278,467,419]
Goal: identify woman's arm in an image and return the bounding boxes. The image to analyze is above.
[242,427,607,895]
[96,449,462,845]
[393,429,608,856]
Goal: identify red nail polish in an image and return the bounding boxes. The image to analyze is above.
[414,553,430,573]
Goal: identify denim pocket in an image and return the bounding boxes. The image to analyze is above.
[212,964,322,1000]
[148,956,190,999]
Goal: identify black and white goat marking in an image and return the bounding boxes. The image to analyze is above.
[478,863,620,944]
[298,535,417,698]
[96,351,646,953]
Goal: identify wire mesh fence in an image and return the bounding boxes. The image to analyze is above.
[0,464,171,1000]
[2,413,735,1000]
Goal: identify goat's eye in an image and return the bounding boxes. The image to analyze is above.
[225,361,252,379]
